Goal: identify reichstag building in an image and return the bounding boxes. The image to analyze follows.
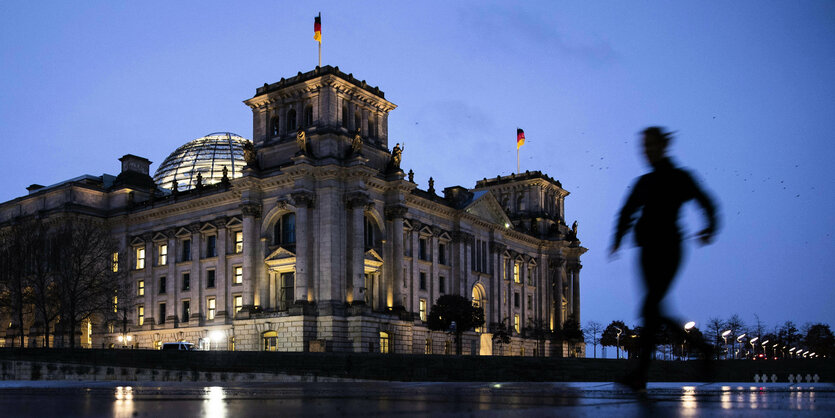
[0,66,586,356]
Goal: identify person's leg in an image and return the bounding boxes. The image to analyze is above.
[636,243,682,382]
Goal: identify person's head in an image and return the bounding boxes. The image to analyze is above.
[641,126,673,165]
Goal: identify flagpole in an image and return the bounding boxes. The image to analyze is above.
[318,42,321,68]
[517,148,519,173]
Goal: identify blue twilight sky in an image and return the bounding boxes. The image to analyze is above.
[1,2,833,336]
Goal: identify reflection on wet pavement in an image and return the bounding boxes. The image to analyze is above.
[0,381,831,417]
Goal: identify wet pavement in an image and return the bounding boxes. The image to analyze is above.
[0,381,832,417]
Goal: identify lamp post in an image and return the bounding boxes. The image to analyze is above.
[789,347,796,359]
[613,326,623,359]
[760,339,769,360]
[721,330,732,360]
[682,321,696,361]
[749,336,759,359]
[736,334,746,360]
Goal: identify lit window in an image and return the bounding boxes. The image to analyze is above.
[138,305,144,326]
[514,314,520,334]
[158,244,168,266]
[263,331,277,351]
[234,231,243,253]
[419,298,427,322]
[113,295,118,313]
[379,331,390,354]
[111,252,119,272]
[233,266,243,284]
[425,338,432,355]
[136,247,145,270]
[137,280,144,296]
[234,295,242,313]
[207,297,216,321]
[513,263,520,283]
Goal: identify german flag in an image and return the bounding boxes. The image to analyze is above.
[314,13,322,43]
[517,128,526,149]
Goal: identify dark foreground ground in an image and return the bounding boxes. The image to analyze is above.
[1,381,832,417]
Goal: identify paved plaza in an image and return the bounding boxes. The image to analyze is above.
[0,380,832,417]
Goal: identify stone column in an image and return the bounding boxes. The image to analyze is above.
[553,257,565,327]
[166,233,177,324]
[571,263,581,323]
[291,192,315,303]
[240,204,261,313]
[190,225,202,324]
[346,192,368,304]
[384,204,407,309]
[143,235,154,328]
[215,219,228,321]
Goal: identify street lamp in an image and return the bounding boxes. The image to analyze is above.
[117,333,133,348]
[736,334,746,360]
[749,337,759,359]
[682,321,696,360]
[721,330,732,360]
[613,326,623,359]
[789,347,796,359]
[761,339,769,359]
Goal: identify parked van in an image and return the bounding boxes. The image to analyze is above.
[161,342,195,351]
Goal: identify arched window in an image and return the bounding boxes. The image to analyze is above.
[472,284,486,333]
[303,105,313,127]
[270,116,279,137]
[367,115,376,138]
[354,111,362,133]
[341,105,348,128]
[273,213,296,246]
[363,215,375,250]
[287,108,297,131]
[263,331,277,351]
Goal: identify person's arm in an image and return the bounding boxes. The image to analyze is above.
[611,179,644,254]
[686,171,719,244]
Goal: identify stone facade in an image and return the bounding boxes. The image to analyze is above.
[0,66,586,356]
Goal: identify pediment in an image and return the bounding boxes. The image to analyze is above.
[152,232,168,242]
[364,249,384,271]
[419,226,433,236]
[226,217,242,228]
[438,232,451,242]
[365,249,384,263]
[199,223,217,233]
[403,219,414,231]
[265,246,296,261]
[463,192,513,227]
[175,227,191,238]
[130,236,145,246]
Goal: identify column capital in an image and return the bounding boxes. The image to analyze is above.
[291,191,315,208]
[451,230,474,245]
[490,242,507,254]
[240,203,262,218]
[345,191,371,209]
[384,204,408,220]
[549,256,566,270]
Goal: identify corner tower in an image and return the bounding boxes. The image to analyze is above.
[244,66,397,171]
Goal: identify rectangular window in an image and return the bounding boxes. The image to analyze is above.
[527,267,533,286]
[438,276,445,294]
[514,292,520,308]
[514,314,520,334]
[234,295,243,313]
[135,247,145,270]
[111,252,119,272]
[207,269,216,288]
[137,280,144,296]
[159,276,166,294]
[419,272,427,290]
[207,235,217,258]
[159,303,166,324]
[513,263,520,283]
[182,300,190,322]
[419,238,428,261]
[527,294,533,310]
[279,272,294,310]
[233,266,243,284]
[234,231,243,253]
[207,297,216,320]
[419,298,427,322]
[438,243,447,265]
[158,244,168,266]
[182,239,191,261]
[182,273,190,291]
[113,295,118,313]
[137,305,144,326]
[379,331,390,354]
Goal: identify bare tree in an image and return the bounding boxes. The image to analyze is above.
[50,217,122,348]
[706,317,726,359]
[0,223,32,348]
[584,321,603,358]
[726,314,746,359]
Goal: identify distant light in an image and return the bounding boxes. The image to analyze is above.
[684,321,696,330]
[126,335,133,342]
[722,330,732,337]
[737,333,746,342]
[504,223,509,229]
[117,335,124,342]
[210,330,225,342]
[750,337,759,343]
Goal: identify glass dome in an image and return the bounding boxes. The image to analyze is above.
[154,132,249,191]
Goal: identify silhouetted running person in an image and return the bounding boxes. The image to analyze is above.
[611,127,719,391]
